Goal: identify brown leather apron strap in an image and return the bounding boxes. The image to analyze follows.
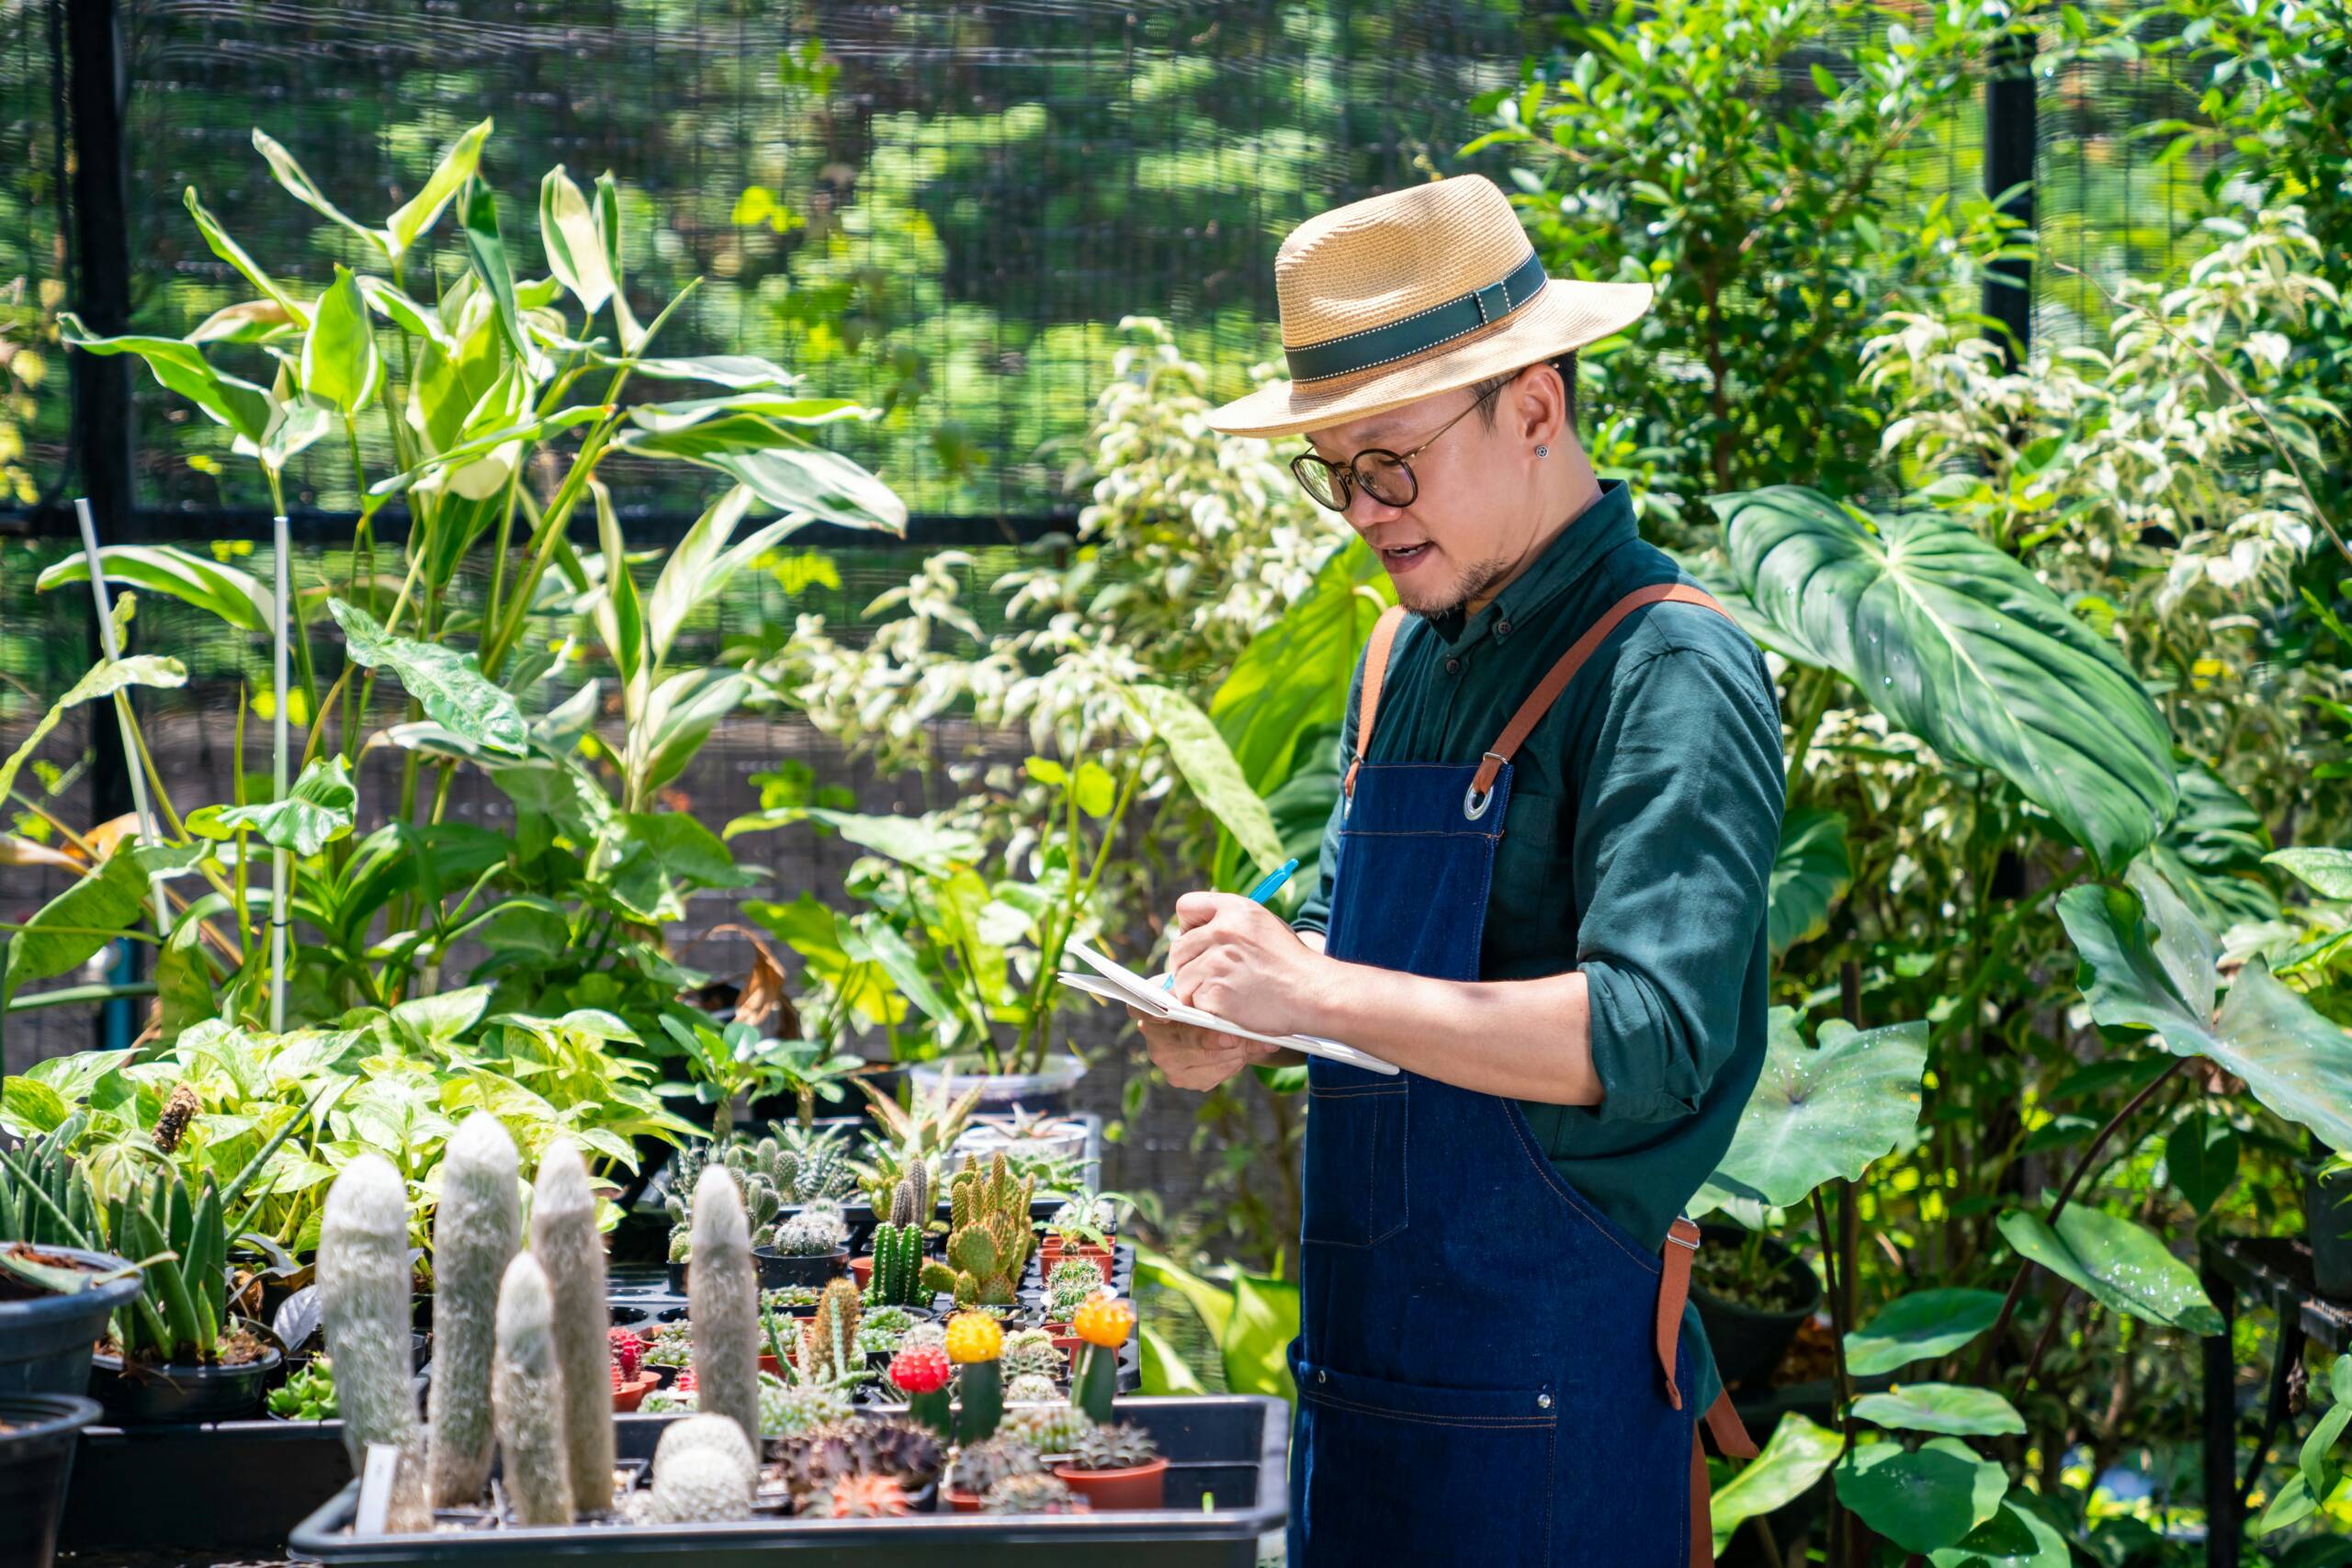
[1657,1215,1701,1410]
[1342,604,1410,800]
[1470,582,1736,797]
[1689,1386,1758,1565]
[1705,1389,1758,1459]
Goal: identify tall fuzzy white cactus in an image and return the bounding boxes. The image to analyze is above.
[492,1253,573,1526]
[426,1112,520,1508]
[688,1164,761,1449]
[318,1153,426,1531]
[530,1139,615,1518]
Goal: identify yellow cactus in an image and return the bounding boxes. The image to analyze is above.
[944,1311,1005,1364]
[1071,1295,1135,1350]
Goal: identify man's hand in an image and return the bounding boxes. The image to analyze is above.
[1167,891,1331,1038]
[1130,1010,1275,1090]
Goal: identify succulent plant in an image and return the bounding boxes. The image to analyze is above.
[1006,1371,1060,1404]
[532,1140,614,1519]
[771,1123,860,1205]
[425,1112,520,1509]
[1001,1327,1065,1383]
[1043,1258,1106,1323]
[689,1165,763,1449]
[1002,1402,1095,1456]
[762,1284,821,1314]
[952,1433,1046,1496]
[653,1412,756,1479]
[1069,1294,1136,1426]
[492,1253,573,1525]
[798,1276,863,1385]
[855,1304,918,1359]
[777,1416,944,1500]
[0,1122,100,1247]
[888,1340,954,1437]
[268,1356,339,1420]
[760,1370,854,1439]
[770,1210,844,1258]
[318,1155,424,1486]
[608,1326,645,1381]
[865,1179,925,1307]
[1046,1194,1115,1244]
[649,1445,753,1524]
[1068,1421,1159,1472]
[899,1320,948,1354]
[806,1472,910,1518]
[982,1472,1087,1514]
[643,1323,693,1368]
[924,1152,1034,1307]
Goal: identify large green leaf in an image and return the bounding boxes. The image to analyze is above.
[182,187,308,325]
[1834,1438,2008,1554]
[538,164,613,314]
[0,652,187,806]
[702,446,908,536]
[214,757,358,857]
[1221,1273,1299,1402]
[1211,537,1388,791]
[1702,1010,1926,1210]
[1770,807,1851,954]
[595,812,757,924]
[39,546,270,634]
[456,177,535,375]
[1928,1495,2071,1568]
[1851,1383,2026,1438]
[1713,487,2176,873]
[1124,683,1286,879]
[743,895,903,1026]
[2146,756,2276,926]
[3,843,206,1006]
[621,395,871,459]
[2059,866,2352,1151]
[1845,1289,2007,1377]
[2165,1111,2239,1217]
[639,669,749,793]
[384,117,492,259]
[763,808,985,874]
[1996,1204,2222,1335]
[327,599,526,757]
[300,265,381,416]
[58,316,272,443]
[2268,846,2352,901]
[1708,1412,1841,1556]
[1136,1324,1208,1396]
[610,354,800,389]
[641,485,799,669]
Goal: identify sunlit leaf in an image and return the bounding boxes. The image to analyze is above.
[1834,1438,2007,1554]
[1844,1289,2006,1377]
[328,599,526,757]
[385,117,492,259]
[1703,1010,1925,1210]
[1709,1412,1840,1555]
[538,164,613,314]
[300,265,382,415]
[1770,807,1851,953]
[58,316,272,443]
[1851,1382,2026,1438]
[215,757,358,857]
[703,445,909,536]
[1123,683,1285,878]
[0,651,186,806]
[1996,1204,2223,1335]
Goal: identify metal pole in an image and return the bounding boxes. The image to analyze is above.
[73,497,167,937]
[270,513,290,1032]
[1983,25,2037,367]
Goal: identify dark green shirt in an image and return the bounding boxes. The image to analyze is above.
[1293,480,1784,1403]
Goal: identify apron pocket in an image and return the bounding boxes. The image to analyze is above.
[1293,1353,1557,1563]
[1300,1070,1407,1248]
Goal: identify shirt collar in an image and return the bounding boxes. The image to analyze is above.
[1429,479,1636,650]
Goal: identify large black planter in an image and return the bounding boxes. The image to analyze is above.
[0,1244,143,1397]
[752,1245,849,1289]
[2303,1160,2352,1300]
[0,1393,101,1568]
[88,1341,283,1426]
[1689,1224,1826,1393]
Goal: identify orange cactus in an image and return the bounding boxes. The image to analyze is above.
[1071,1294,1136,1350]
[944,1311,1005,1364]
[811,1472,910,1519]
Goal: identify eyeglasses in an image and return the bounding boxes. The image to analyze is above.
[1288,387,1497,513]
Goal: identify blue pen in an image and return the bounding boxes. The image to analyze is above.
[1164,858,1300,988]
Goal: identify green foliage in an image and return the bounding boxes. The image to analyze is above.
[268,1356,339,1420]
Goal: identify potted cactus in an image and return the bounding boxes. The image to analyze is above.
[1039,1193,1121,1282]
[1053,1421,1168,1510]
[944,1431,1046,1512]
[754,1201,851,1286]
[855,1175,931,1303]
[922,1153,1034,1308]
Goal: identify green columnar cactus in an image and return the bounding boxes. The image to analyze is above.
[318,1154,423,1474]
[689,1165,762,1449]
[866,1179,924,1307]
[492,1253,573,1525]
[425,1112,520,1509]
[531,1140,614,1519]
[800,1277,862,1384]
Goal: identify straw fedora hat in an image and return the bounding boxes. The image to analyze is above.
[1207,175,1651,440]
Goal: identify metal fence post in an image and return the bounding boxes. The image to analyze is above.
[1983,24,2037,367]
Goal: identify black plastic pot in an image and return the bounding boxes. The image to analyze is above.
[292,1395,1287,1564]
[0,1393,101,1568]
[62,1415,354,1553]
[87,1340,283,1426]
[752,1245,849,1288]
[2304,1160,2352,1300]
[0,1244,143,1398]
[1689,1224,1826,1393]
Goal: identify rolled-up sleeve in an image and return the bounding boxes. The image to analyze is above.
[1575,641,1783,1123]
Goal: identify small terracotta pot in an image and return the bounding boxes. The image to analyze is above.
[1055,1457,1168,1510]
[759,1349,786,1377]
[1046,1326,1081,1359]
[851,1255,875,1289]
[945,1486,984,1514]
[611,1371,661,1413]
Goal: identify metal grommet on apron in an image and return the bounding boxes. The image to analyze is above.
[1292,585,1756,1568]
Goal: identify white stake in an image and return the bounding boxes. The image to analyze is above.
[71,498,169,940]
[270,513,291,1032]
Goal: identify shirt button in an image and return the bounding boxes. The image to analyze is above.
[1496,619,1512,638]
[1445,657,1461,675]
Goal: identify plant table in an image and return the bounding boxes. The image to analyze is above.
[2199,1234,2352,1567]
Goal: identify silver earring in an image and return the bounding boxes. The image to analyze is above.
[1534,445,1549,458]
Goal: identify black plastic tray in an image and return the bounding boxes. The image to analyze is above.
[288,1396,1286,1566]
[62,1416,354,1552]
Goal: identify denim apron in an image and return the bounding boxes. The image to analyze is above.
[1287,585,1754,1568]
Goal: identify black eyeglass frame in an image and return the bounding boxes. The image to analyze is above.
[1287,384,1499,513]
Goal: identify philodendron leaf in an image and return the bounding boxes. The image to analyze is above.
[1834,1438,2008,1554]
[2165,1111,2239,1216]
[1851,1383,2027,1438]
[1996,1204,2223,1335]
[1708,1412,1841,1556]
[1770,807,1851,954]
[0,651,187,805]
[1844,1289,2007,1377]
[215,757,358,856]
[2059,863,2352,1151]
[327,599,526,756]
[1704,1010,1927,1210]
[1928,1495,2071,1568]
[1124,682,1287,879]
[1714,486,2177,874]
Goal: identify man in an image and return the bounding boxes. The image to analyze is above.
[1137,175,1785,1566]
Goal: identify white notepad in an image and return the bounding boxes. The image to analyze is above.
[1061,942,1401,1076]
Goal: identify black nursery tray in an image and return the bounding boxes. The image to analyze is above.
[288,1396,1287,1568]
[62,1416,354,1552]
